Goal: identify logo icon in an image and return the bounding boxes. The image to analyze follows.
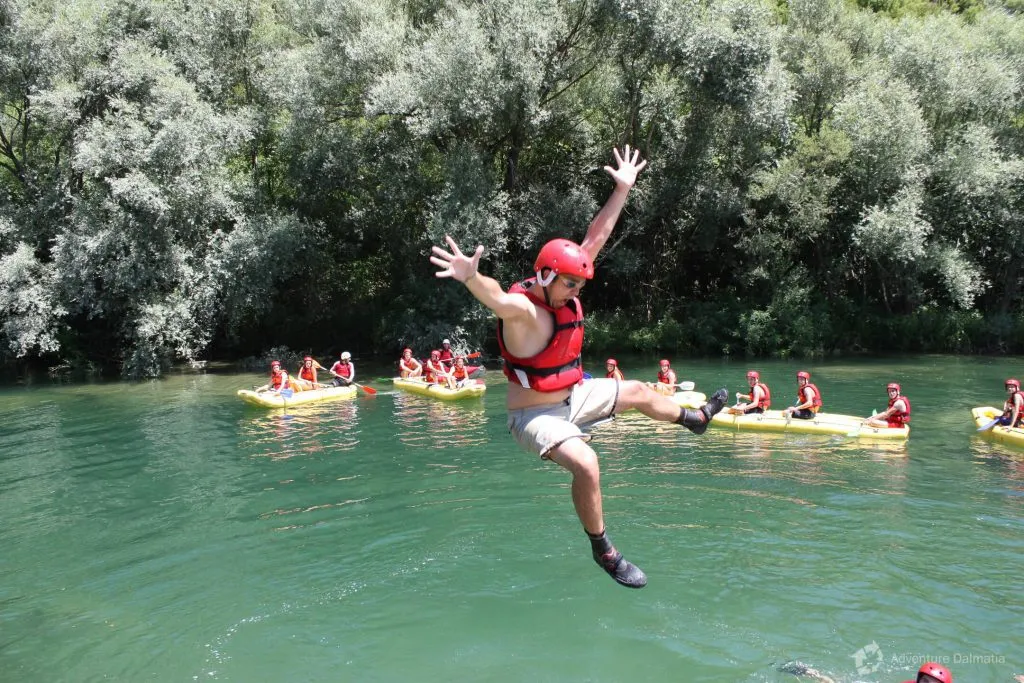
[852,641,884,675]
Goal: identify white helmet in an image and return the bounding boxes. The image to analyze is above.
[442,339,450,345]
[341,351,351,360]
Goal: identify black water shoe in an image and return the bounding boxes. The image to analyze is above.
[676,387,728,435]
[594,549,648,588]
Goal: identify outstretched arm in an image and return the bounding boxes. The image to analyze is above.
[580,145,647,263]
[431,235,535,322]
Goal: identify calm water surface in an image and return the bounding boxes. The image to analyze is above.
[1,356,1021,682]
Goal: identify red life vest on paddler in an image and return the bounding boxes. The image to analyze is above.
[399,349,421,375]
[887,394,911,424]
[798,384,822,411]
[439,341,454,368]
[750,382,771,409]
[499,278,584,392]
[425,352,445,383]
[331,360,353,379]
[270,361,289,390]
[299,366,316,383]
[451,362,469,381]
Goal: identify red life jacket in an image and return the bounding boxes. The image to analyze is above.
[451,365,469,381]
[299,366,316,383]
[331,361,353,379]
[439,349,454,366]
[657,370,674,384]
[798,383,822,411]
[498,278,584,392]
[751,382,771,409]
[399,357,420,373]
[271,369,287,390]
[888,395,911,424]
[424,359,444,383]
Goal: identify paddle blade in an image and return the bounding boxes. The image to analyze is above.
[464,352,482,359]
[280,389,293,398]
[358,383,377,395]
[583,372,593,380]
[977,418,1000,432]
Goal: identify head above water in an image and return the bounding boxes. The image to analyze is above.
[916,662,952,683]
[534,239,594,286]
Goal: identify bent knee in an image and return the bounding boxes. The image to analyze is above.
[549,440,600,478]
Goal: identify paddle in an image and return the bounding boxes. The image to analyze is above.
[846,410,877,437]
[977,417,1002,432]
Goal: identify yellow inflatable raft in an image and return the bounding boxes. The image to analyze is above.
[709,409,909,440]
[670,390,707,409]
[237,385,358,408]
[392,377,486,400]
[972,406,1024,448]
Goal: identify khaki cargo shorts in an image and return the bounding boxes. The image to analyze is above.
[507,378,620,458]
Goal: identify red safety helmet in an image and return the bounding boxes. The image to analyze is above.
[1006,378,1020,391]
[606,359,618,366]
[916,662,952,683]
[747,370,760,379]
[402,347,412,354]
[659,359,670,367]
[534,239,594,282]
[887,382,901,393]
[303,355,313,363]
[431,349,440,358]
[270,360,281,368]
[797,370,810,380]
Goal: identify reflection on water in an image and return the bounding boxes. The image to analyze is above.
[391,391,488,451]
[239,400,362,460]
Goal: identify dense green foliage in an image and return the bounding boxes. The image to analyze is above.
[1,0,1022,376]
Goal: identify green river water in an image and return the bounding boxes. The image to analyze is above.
[1,356,1021,682]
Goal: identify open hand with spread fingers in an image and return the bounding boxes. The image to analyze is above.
[431,235,484,284]
[604,144,647,189]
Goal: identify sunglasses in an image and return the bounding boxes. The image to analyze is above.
[559,276,585,290]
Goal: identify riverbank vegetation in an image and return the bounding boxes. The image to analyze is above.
[1,0,1022,376]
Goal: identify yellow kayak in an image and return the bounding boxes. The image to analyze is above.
[972,406,1024,448]
[670,390,707,409]
[237,385,357,408]
[709,409,909,440]
[392,377,486,400]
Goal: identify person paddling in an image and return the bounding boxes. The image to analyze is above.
[731,370,771,414]
[605,358,624,381]
[424,350,451,386]
[438,339,455,371]
[329,351,355,387]
[295,355,322,390]
[256,360,291,394]
[864,382,910,428]
[783,370,822,420]
[997,378,1024,427]
[449,356,471,388]
[655,359,679,396]
[398,348,423,378]
[430,145,728,589]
